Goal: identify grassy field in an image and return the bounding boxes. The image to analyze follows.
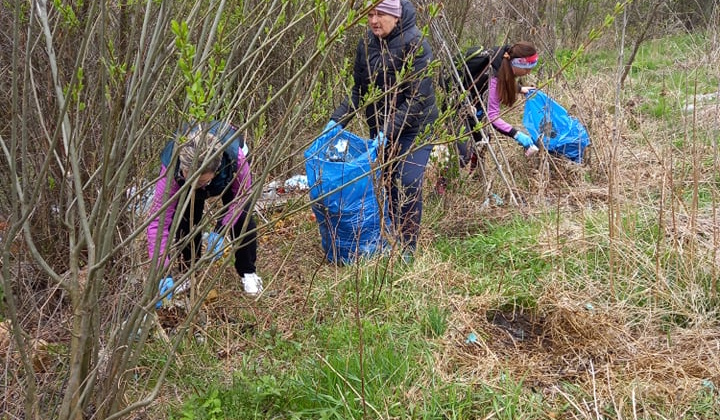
[141,33,720,419]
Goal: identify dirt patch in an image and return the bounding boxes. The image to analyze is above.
[487,308,546,345]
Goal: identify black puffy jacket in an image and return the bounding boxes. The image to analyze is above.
[331,0,438,140]
[445,45,508,109]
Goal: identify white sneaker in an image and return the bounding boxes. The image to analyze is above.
[242,273,263,296]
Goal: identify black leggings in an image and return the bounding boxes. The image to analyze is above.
[176,188,257,276]
[455,116,487,169]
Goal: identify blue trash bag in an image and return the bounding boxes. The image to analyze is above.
[304,128,386,264]
[522,90,590,163]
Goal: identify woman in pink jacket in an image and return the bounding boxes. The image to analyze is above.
[457,42,538,156]
[436,42,539,194]
[146,121,262,297]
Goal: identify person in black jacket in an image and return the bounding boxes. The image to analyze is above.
[325,0,438,258]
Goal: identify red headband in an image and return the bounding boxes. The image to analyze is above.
[511,53,539,69]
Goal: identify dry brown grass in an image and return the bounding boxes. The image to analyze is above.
[432,282,720,409]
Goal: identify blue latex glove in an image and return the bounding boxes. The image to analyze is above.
[206,232,224,261]
[513,131,534,149]
[156,277,174,309]
[323,120,341,135]
[375,131,386,145]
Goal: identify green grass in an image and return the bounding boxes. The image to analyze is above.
[169,221,718,419]
[166,202,719,419]
[173,318,445,419]
[557,32,717,123]
[422,304,449,338]
[171,208,718,420]
[435,216,550,297]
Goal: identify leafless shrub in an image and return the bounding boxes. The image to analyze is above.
[0,1,365,418]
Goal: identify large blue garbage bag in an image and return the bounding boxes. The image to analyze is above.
[304,128,386,263]
[523,90,590,163]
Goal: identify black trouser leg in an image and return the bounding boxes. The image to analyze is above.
[176,193,207,271]
[386,134,432,251]
[456,116,485,169]
[219,190,257,276]
[231,211,257,276]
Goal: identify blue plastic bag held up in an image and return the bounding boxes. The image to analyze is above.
[522,90,590,163]
[304,128,386,264]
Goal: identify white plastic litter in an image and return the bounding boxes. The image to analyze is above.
[430,145,450,167]
[284,175,309,191]
[126,183,154,216]
[262,181,281,201]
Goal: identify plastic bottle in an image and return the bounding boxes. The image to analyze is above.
[326,139,349,162]
[326,147,342,162]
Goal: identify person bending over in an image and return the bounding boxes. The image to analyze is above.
[147,120,262,297]
[448,41,540,167]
